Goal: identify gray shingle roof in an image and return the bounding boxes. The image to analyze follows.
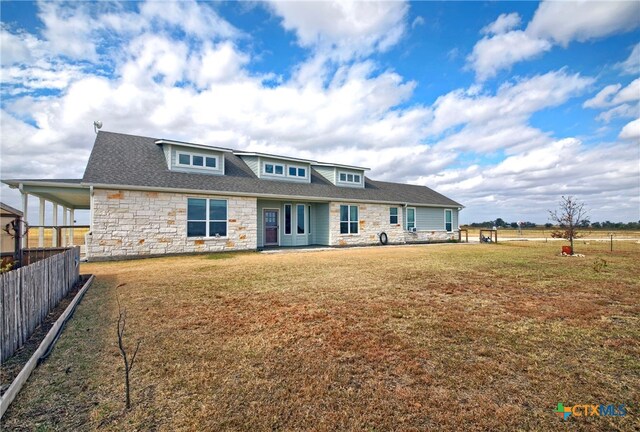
[81,131,462,207]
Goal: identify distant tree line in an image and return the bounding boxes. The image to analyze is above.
[463,219,640,230]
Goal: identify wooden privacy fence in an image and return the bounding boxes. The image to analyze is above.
[1,247,80,363]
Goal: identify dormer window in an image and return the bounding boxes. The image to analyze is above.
[264,163,285,176]
[339,172,361,184]
[177,152,218,170]
[288,166,307,178]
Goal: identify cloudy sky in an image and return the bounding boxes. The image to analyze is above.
[1,0,639,224]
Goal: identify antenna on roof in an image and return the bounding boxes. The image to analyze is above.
[93,120,103,134]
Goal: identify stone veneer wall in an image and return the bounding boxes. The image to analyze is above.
[87,189,257,260]
[404,230,457,243]
[329,202,405,246]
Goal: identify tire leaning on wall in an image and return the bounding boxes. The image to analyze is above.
[379,232,388,245]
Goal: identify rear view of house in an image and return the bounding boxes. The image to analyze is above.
[4,132,463,260]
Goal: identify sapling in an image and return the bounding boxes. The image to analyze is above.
[116,284,141,410]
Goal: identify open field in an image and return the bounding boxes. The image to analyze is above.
[24,227,89,248]
[461,227,640,240]
[2,242,639,431]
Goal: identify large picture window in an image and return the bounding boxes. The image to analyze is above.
[340,205,359,234]
[187,198,227,237]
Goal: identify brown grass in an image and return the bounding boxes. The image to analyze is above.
[2,242,639,431]
[462,227,640,240]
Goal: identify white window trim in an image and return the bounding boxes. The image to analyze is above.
[177,151,219,170]
[406,207,416,231]
[186,197,228,238]
[287,164,308,179]
[339,204,360,235]
[390,207,399,225]
[283,203,292,236]
[444,209,453,232]
[337,171,363,185]
[296,203,306,235]
[263,162,286,177]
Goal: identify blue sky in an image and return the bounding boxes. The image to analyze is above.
[1,1,639,224]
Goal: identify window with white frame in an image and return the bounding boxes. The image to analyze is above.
[177,152,218,169]
[288,165,307,178]
[284,204,292,235]
[264,162,285,176]
[338,171,362,184]
[390,207,398,224]
[445,209,453,232]
[187,198,227,237]
[297,204,305,234]
[406,207,416,231]
[340,205,359,234]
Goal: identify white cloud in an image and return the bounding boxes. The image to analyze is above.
[618,42,640,75]
[481,12,521,35]
[467,31,551,81]
[417,138,640,222]
[0,27,46,66]
[427,70,593,140]
[596,103,639,123]
[120,34,189,87]
[189,42,250,88]
[527,1,640,46]
[619,118,640,141]
[37,2,98,60]
[467,0,640,80]
[139,0,239,39]
[267,0,408,59]
[584,79,640,123]
[411,16,425,29]
[583,83,623,108]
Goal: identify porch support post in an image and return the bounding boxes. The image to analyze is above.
[69,209,75,245]
[39,197,45,247]
[62,207,68,247]
[20,187,28,249]
[52,203,58,247]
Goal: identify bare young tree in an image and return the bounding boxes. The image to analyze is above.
[548,196,589,254]
[116,284,141,410]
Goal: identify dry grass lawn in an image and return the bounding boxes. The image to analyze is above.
[2,241,639,431]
